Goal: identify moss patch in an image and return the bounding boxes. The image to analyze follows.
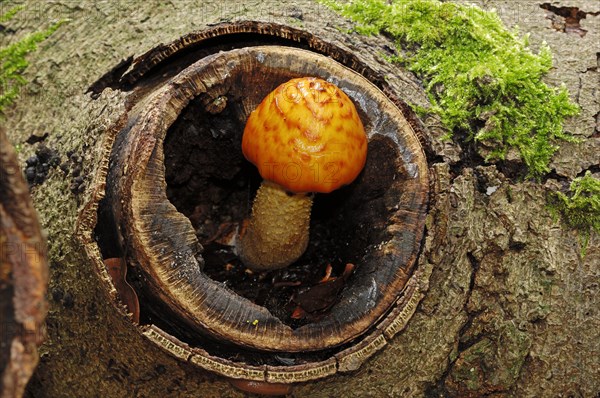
[321,0,579,177]
[549,171,600,255]
[0,5,62,114]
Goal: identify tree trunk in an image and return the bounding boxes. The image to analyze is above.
[2,0,598,397]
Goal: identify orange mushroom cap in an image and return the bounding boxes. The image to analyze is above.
[242,77,367,194]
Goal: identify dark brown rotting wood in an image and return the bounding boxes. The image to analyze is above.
[0,127,48,398]
[120,21,385,88]
[540,3,600,37]
[78,23,432,384]
[105,45,429,353]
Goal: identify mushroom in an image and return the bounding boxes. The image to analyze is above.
[239,77,368,271]
[94,44,430,357]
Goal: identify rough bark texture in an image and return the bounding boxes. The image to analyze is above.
[1,0,598,397]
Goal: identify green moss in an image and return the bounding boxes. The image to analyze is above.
[320,0,579,177]
[0,4,23,23]
[549,171,600,256]
[0,5,62,114]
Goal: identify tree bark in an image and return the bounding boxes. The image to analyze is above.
[2,0,598,397]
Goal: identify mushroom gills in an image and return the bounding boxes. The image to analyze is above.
[239,180,312,270]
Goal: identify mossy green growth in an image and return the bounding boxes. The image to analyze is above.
[549,171,600,255]
[0,4,62,114]
[320,0,580,177]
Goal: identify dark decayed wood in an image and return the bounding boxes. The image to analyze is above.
[76,22,432,384]
[109,46,429,353]
[0,128,48,398]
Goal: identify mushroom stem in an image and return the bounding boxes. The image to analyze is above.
[239,180,313,271]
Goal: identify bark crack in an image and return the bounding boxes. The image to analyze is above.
[86,56,134,99]
[540,3,600,37]
[593,111,600,138]
[424,250,482,397]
